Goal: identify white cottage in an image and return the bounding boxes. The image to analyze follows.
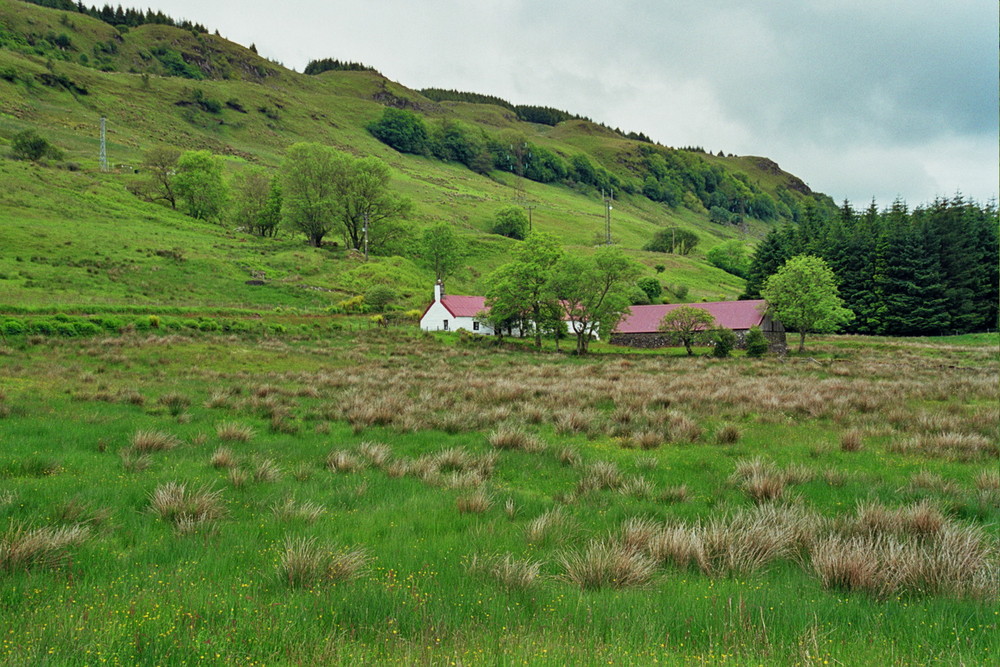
[419,282,493,334]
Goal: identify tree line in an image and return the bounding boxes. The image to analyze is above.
[303,58,378,75]
[127,144,411,254]
[367,107,815,224]
[744,196,999,336]
[22,1,209,33]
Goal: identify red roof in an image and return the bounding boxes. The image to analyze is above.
[440,295,488,318]
[615,300,768,334]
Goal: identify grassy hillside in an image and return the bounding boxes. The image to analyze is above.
[0,0,824,311]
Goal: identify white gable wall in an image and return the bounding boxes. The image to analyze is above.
[419,302,493,334]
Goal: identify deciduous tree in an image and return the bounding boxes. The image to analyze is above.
[484,232,563,348]
[659,306,717,356]
[761,255,853,352]
[174,150,227,222]
[280,142,349,247]
[420,223,464,283]
[549,247,642,354]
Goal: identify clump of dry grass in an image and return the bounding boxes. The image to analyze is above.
[457,488,492,514]
[130,429,180,453]
[158,392,192,416]
[556,447,581,467]
[632,430,663,450]
[558,540,657,589]
[120,449,151,473]
[253,458,282,483]
[974,469,1000,491]
[467,553,542,590]
[844,500,946,538]
[277,537,369,588]
[840,429,864,452]
[326,450,365,474]
[554,410,594,435]
[526,507,574,544]
[577,460,623,494]
[715,425,742,445]
[271,497,325,524]
[890,432,998,461]
[742,472,787,503]
[210,447,237,469]
[358,441,392,467]
[619,475,655,499]
[659,484,690,503]
[203,391,230,409]
[148,482,225,529]
[811,524,998,599]
[0,523,90,572]
[228,468,250,488]
[646,525,709,573]
[488,425,543,452]
[215,421,255,443]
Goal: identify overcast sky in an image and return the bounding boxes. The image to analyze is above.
[156,0,997,208]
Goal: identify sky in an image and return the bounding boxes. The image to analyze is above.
[154,0,997,208]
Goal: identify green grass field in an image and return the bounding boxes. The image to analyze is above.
[1,328,996,665]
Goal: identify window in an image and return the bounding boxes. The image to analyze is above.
[472,321,480,331]
[443,319,449,331]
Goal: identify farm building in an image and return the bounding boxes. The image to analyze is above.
[610,300,786,350]
[419,281,520,335]
[419,283,784,350]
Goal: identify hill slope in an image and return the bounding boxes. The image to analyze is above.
[0,0,834,311]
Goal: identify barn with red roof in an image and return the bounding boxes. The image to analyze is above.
[611,300,785,349]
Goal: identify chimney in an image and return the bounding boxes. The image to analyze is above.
[434,280,444,303]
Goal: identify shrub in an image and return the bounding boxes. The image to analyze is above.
[11,129,62,161]
[744,325,769,357]
[364,285,396,312]
[492,206,529,240]
[712,327,737,357]
[367,107,429,154]
[637,277,663,302]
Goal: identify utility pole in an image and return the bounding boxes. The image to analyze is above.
[526,203,536,232]
[363,210,369,260]
[602,188,614,245]
[99,116,108,172]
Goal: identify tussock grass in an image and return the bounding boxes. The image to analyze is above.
[840,429,864,452]
[632,430,663,450]
[157,392,192,416]
[119,449,151,472]
[227,468,250,488]
[357,441,392,467]
[271,497,325,524]
[890,432,998,461]
[277,537,369,588]
[715,424,742,445]
[215,421,255,443]
[149,482,225,528]
[526,507,574,544]
[558,540,657,590]
[556,447,581,467]
[326,450,365,474]
[0,523,89,572]
[210,447,238,469]
[130,429,180,453]
[456,488,492,514]
[252,458,282,483]
[468,553,542,590]
[488,425,543,452]
[578,461,623,493]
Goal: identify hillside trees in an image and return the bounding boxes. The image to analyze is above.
[644,228,699,255]
[367,108,429,155]
[549,247,642,354]
[706,240,751,278]
[280,144,410,251]
[173,150,227,222]
[129,147,181,209]
[231,167,281,237]
[761,255,853,352]
[280,143,349,247]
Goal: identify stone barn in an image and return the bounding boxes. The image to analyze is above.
[610,300,786,350]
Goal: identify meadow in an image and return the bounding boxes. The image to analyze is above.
[0,325,997,665]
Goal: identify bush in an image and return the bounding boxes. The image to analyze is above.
[11,130,62,162]
[492,206,528,240]
[367,108,429,154]
[712,328,737,358]
[644,228,699,255]
[74,321,101,337]
[745,325,769,357]
[629,286,650,305]
[364,285,396,312]
[637,277,662,302]
[0,319,26,335]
